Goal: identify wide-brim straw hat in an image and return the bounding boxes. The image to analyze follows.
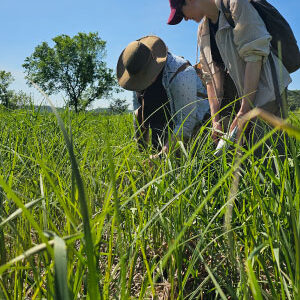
[117,35,167,91]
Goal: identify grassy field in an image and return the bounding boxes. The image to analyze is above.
[0,106,299,299]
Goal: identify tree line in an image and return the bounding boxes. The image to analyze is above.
[287,90,300,111]
[1,32,128,113]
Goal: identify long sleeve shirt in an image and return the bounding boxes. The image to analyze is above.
[198,0,291,107]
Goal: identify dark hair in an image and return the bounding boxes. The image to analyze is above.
[180,0,186,16]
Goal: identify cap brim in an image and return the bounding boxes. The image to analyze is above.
[167,7,183,25]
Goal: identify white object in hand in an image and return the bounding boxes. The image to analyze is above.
[214,126,238,157]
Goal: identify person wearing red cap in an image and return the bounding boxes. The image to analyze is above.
[167,0,291,159]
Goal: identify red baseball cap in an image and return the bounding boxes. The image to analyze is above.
[167,0,185,25]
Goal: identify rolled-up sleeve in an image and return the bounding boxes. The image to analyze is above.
[230,0,271,62]
[169,67,198,139]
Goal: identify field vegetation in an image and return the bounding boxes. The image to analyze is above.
[0,104,299,299]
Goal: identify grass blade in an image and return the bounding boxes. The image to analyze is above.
[54,236,70,300]
[246,259,263,300]
[31,82,100,299]
[0,198,43,228]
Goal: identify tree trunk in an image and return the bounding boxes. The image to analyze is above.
[4,95,9,108]
[73,97,79,113]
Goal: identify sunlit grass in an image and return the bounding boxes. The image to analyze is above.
[0,105,299,299]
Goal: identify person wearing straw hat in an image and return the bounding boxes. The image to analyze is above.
[167,0,292,159]
[117,35,210,155]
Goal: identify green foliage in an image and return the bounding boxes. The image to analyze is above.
[0,71,14,108]
[109,98,129,114]
[8,91,33,109]
[0,108,299,299]
[23,32,117,112]
[288,89,300,111]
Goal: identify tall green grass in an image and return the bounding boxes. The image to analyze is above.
[0,105,299,299]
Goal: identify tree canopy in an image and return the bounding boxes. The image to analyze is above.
[23,32,117,112]
[288,90,300,111]
[109,98,129,114]
[0,70,14,108]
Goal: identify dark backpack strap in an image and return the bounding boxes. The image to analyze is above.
[136,91,147,129]
[219,0,235,27]
[268,55,286,118]
[169,62,191,85]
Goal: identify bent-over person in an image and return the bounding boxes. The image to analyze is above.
[167,0,293,160]
[117,35,210,155]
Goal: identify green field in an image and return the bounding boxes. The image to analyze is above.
[0,107,300,299]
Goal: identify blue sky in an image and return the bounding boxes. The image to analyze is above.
[1,0,300,108]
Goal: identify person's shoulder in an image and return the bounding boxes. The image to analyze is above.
[228,0,250,11]
[166,52,187,66]
[215,0,245,11]
[164,52,186,78]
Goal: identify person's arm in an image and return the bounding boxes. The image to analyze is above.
[229,60,262,136]
[133,92,149,151]
[206,67,225,143]
[239,60,262,116]
[207,81,223,143]
[227,0,270,137]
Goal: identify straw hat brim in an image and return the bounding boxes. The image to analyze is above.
[117,35,167,91]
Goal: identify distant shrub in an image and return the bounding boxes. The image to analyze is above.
[288,89,300,111]
[109,98,129,114]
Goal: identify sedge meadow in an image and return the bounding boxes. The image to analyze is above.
[0,106,299,299]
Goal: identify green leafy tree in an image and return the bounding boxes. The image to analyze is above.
[0,70,14,108]
[9,91,34,109]
[23,32,117,112]
[288,90,300,111]
[109,98,129,114]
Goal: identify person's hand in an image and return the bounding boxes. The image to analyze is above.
[148,151,163,167]
[212,121,223,144]
[149,144,169,160]
[149,153,161,160]
[229,117,239,137]
[229,111,248,142]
